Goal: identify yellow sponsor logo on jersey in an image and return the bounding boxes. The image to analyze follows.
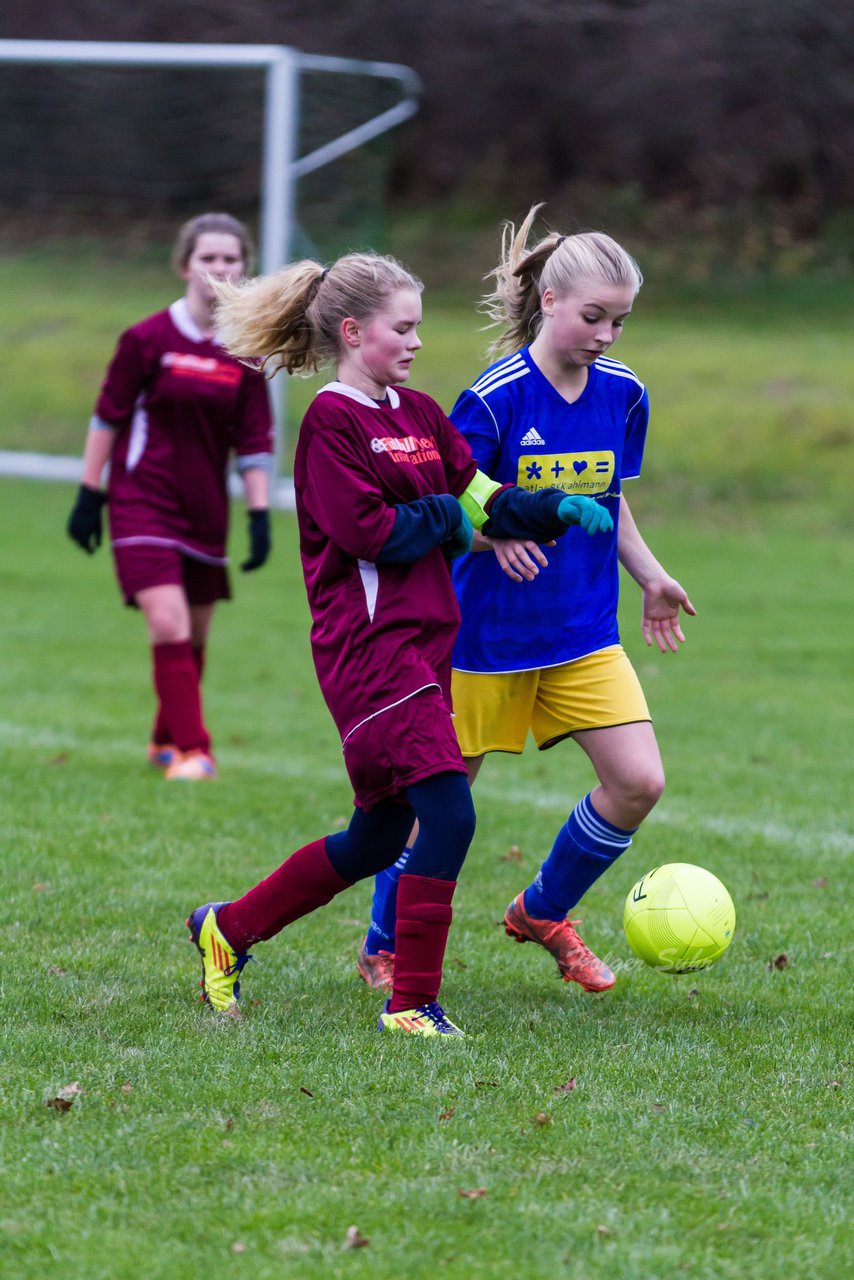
[517,451,615,494]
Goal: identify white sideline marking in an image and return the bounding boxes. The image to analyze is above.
[0,719,340,782]
[4,716,850,857]
[471,775,854,856]
[0,451,296,510]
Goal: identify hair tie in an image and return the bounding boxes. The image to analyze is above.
[554,235,566,248]
[320,267,329,282]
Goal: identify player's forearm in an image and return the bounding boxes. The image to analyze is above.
[617,495,666,587]
[240,465,270,511]
[80,423,116,489]
[459,470,566,541]
[376,494,462,564]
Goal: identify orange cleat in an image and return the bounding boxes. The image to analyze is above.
[147,742,178,769]
[165,750,217,781]
[356,936,395,990]
[504,892,615,992]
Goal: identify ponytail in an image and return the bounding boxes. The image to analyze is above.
[481,204,643,357]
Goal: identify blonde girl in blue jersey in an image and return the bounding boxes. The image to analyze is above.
[358,204,696,995]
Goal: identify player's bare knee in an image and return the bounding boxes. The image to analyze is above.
[612,765,664,822]
[632,765,665,816]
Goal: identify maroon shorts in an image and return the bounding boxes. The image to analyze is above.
[342,686,467,811]
[112,543,231,607]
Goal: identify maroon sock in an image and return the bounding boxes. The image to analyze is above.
[387,874,456,1014]
[152,641,210,754]
[218,838,351,952]
[151,705,171,746]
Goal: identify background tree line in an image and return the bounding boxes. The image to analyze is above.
[0,0,851,249]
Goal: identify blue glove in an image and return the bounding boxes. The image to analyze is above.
[557,495,614,535]
[442,507,474,559]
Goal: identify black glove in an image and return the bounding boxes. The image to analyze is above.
[241,508,271,572]
[67,484,107,554]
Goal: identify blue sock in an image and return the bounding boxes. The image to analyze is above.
[523,794,636,921]
[365,847,411,954]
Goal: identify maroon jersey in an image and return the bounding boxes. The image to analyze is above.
[94,299,273,562]
[294,382,478,748]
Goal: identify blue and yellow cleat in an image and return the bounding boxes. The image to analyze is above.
[186,902,251,1012]
[377,1000,465,1037]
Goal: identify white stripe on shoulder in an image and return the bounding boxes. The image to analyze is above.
[471,353,528,397]
[594,356,645,390]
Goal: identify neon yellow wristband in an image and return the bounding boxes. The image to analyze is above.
[459,469,503,531]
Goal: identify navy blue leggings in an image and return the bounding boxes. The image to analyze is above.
[325,770,475,884]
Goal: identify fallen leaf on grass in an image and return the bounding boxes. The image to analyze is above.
[342,1226,370,1249]
[48,753,69,766]
[534,1112,551,1126]
[45,1082,82,1112]
[33,883,51,894]
[596,1224,611,1237]
[48,966,68,976]
[651,1103,666,1113]
[811,877,829,888]
[502,844,523,863]
[826,1080,841,1089]
[457,1188,487,1200]
[554,1078,576,1094]
[230,1241,246,1254]
[769,953,789,970]
[225,1117,234,1130]
[299,1087,314,1098]
[687,989,700,999]
[475,1080,498,1089]
[438,1106,455,1122]
[121,1082,133,1094]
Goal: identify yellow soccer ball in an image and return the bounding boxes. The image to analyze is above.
[624,862,736,973]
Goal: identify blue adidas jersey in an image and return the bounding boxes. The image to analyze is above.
[451,346,649,673]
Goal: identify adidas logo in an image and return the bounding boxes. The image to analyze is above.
[520,427,545,446]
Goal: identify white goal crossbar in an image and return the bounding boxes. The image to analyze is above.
[0,38,421,474]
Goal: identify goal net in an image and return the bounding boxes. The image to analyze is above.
[0,40,420,475]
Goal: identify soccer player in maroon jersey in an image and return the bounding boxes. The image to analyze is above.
[184,250,613,1035]
[67,213,274,780]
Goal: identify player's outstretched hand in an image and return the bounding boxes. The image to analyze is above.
[241,508,271,571]
[641,576,697,652]
[491,537,552,583]
[557,495,614,535]
[442,508,474,560]
[67,484,107,554]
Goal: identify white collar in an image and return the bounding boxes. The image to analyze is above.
[317,381,400,410]
[169,298,221,345]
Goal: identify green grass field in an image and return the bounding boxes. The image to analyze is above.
[0,243,852,529]
[0,244,852,1276]
[1,477,851,1279]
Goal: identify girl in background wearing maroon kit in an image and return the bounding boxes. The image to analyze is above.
[184,251,613,1035]
[67,214,274,780]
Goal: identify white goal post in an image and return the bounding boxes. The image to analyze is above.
[0,38,421,487]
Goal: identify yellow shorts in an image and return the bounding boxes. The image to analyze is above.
[451,645,651,756]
